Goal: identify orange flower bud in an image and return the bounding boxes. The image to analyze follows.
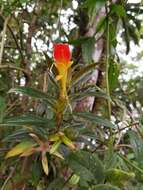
[53,43,72,98]
[53,43,71,66]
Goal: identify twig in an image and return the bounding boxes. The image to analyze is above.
[0,16,10,65]
[26,0,41,59]
[0,64,29,76]
[57,0,63,37]
[5,99,20,115]
[115,144,132,150]
[0,14,24,61]
[1,165,16,190]
[7,22,24,61]
[43,70,48,92]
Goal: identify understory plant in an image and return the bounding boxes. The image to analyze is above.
[1,1,143,190]
[0,43,142,190]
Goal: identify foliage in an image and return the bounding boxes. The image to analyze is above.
[0,0,143,190]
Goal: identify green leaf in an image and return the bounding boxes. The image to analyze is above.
[2,129,29,142]
[110,4,126,18]
[96,16,106,33]
[108,61,120,92]
[73,112,115,128]
[105,168,135,185]
[69,174,80,185]
[41,153,49,175]
[104,146,118,169]
[67,151,105,185]
[70,89,110,101]
[72,63,97,86]
[60,134,76,150]
[9,87,50,99]
[47,178,65,190]
[47,71,60,97]
[82,37,95,64]
[128,130,143,167]
[122,18,130,54]
[127,13,141,31]
[31,162,42,187]
[9,87,56,107]
[6,141,34,158]
[128,24,139,45]
[118,153,143,175]
[0,96,6,122]
[109,22,117,47]
[49,140,61,154]
[2,115,55,128]
[68,157,94,186]
[92,184,121,190]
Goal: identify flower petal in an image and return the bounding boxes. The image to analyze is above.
[53,43,71,64]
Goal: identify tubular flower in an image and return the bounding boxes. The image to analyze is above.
[53,43,72,98]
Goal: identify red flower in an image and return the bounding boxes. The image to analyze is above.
[53,43,71,66]
[53,43,72,98]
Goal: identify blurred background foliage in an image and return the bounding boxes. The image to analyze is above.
[0,0,143,189]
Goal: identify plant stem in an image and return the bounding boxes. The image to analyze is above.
[0,16,10,65]
[105,2,111,120]
[118,153,143,174]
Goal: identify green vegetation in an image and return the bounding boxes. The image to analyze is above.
[0,0,143,189]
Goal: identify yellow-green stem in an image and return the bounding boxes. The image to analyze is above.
[105,2,111,120]
[60,70,68,99]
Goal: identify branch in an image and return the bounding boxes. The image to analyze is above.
[1,164,17,190]
[0,64,29,77]
[7,24,24,61]
[0,16,10,65]
[0,14,24,61]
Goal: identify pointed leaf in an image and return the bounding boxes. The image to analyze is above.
[70,90,110,101]
[20,148,35,157]
[41,153,49,175]
[9,87,56,107]
[2,115,55,128]
[69,174,80,185]
[60,133,76,150]
[6,141,34,158]
[73,112,115,128]
[52,151,64,160]
[105,168,135,185]
[72,63,97,86]
[49,133,60,142]
[9,87,52,98]
[49,140,61,154]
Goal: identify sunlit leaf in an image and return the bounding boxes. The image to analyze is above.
[52,151,64,160]
[6,141,34,158]
[41,153,49,175]
[49,140,61,154]
[69,174,80,185]
[60,133,76,150]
